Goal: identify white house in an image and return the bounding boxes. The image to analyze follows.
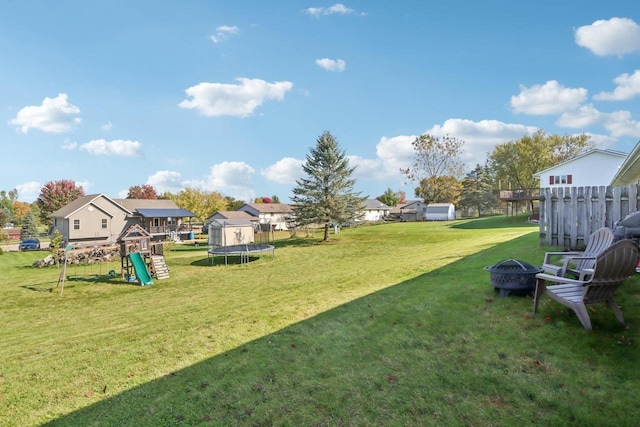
[237,203,292,231]
[533,149,627,188]
[425,203,456,221]
[362,199,390,222]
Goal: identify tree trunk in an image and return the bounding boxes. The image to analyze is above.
[323,223,330,241]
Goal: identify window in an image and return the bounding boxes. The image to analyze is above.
[549,175,573,185]
[73,219,80,230]
[101,219,108,229]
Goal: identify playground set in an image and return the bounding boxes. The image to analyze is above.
[55,224,170,294]
[118,224,169,285]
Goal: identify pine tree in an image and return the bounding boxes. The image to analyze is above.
[291,131,366,242]
[458,165,498,217]
[20,210,38,239]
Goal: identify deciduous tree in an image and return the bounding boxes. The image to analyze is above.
[487,130,594,190]
[415,176,462,205]
[401,134,465,204]
[127,184,158,199]
[170,187,227,222]
[291,131,366,242]
[36,180,85,226]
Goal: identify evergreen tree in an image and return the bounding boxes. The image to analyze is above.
[377,188,399,207]
[291,131,366,242]
[458,165,498,217]
[20,210,38,239]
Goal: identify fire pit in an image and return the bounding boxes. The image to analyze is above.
[484,258,543,297]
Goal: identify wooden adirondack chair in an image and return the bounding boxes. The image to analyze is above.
[534,239,640,330]
[541,227,614,279]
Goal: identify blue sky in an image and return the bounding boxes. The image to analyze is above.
[3,1,640,203]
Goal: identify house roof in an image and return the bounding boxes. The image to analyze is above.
[50,194,129,218]
[115,198,180,210]
[135,208,195,218]
[241,203,292,213]
[363,199,390,210]
[211,218,254,227]
[210,211,257,221]
[533,149,628,178]
[610,140,640,186]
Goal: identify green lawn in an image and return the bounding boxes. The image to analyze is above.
[1,217,640,426]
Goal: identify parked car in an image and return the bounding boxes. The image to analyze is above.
[19,238,40,251]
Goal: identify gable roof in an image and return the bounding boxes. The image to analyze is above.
[363,199,390,210]
[50,194,130,218]
[533,149,627,178]
[210,211,257,221]
[114,198,195,218]
[241,203,292,214]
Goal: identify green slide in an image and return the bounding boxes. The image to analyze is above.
[128,252,154,286]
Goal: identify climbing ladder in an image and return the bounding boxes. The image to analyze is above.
[150,255,170,280]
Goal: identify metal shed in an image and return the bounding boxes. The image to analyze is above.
[425,203,456,221]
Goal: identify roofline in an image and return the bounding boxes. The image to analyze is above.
[59,194,132,219]
[533,149,628,178]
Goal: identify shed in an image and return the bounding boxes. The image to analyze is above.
[426,203,455,221]
[208,219,255,247]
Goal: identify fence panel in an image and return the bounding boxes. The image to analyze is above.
[539,184,640,248]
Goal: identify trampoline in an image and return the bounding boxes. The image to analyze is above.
[208,243,275,265]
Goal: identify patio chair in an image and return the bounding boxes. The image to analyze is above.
[541,227,614,279]
[533,239,640,330]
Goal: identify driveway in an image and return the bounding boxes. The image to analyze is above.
[1,242,50,252]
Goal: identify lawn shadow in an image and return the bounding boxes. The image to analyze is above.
[44,233,639,426]
[451,214,538,230]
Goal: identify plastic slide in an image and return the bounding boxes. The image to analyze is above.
[128,252,154,286]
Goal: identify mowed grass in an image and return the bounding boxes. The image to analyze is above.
[2,216,640,426]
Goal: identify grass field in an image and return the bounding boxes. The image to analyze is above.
[2,216,640,426]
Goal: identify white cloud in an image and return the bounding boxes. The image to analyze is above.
[178,78,294,117]
[16,181,42,202]
[305,3,361,16]
[575,17,640,57]
[184,161,256,202]
[79,139,142,156]
[511,81,588,115]
[603,110,640,138]
[102,121,113,131]
[262,157,304,184]
[354,119,538,185]
[9,93,81,133]
[62,139,78,150]
[315,58,346,72]
[555,104,605,128]
[594,70,640,101]
[210,25,239,43]
[75,180,92,193]
[147,171,184,194]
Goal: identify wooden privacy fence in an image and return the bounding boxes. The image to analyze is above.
[539,185,640,249]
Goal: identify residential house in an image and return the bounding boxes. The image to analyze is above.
[362,199,390,222]
[237,203,292,231]
[533,149,627,188]
[400,200,427,221]
[50,194,196,246]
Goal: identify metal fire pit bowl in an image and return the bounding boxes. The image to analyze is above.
[484,258,543,297]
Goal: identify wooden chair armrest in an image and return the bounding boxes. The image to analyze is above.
[535,272,587,286]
